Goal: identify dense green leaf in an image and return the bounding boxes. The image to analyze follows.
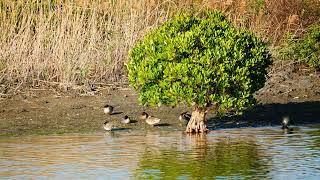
[127,10,272,113]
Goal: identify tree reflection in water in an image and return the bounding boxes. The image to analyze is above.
[135,133,271,179]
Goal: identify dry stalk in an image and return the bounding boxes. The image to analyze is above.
[0,0,319,93]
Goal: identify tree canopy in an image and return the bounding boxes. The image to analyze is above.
[127,10,272,113]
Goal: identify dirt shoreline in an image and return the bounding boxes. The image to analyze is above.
[1,61,320,136]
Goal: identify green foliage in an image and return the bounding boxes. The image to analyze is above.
[278,24,320,69]
[127,10,272,112]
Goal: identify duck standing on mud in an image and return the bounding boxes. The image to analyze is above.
[139,112,161,126]
[121,115,131,124]
[139,112,148,121]
[103,105,114,115]
[179,112,191,125]
[103,121,114,131]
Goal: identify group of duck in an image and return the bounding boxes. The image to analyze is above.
[102,104,192,131]
[102,104,294,132]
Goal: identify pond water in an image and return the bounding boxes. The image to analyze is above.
[0,125,319,180]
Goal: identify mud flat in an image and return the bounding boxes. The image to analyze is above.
[1,61,320,136]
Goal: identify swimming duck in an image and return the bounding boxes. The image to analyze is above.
[103,105,114,115]
[281,116,293,131]
[121,115,131,124]
[103,121,114,131]
[179,112,191,125]
[140,112,161,126]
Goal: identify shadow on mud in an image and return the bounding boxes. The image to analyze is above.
[110,127,132,131]
[110,112,123,115]
[207,101,320,130]
[155,123,171,127]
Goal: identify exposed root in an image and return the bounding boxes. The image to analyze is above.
[186,108,208,133]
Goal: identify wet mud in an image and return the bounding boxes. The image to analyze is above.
[1,61,320,136]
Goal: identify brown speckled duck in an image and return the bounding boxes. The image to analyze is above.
[139,112,148,121]
[139,112,161,126]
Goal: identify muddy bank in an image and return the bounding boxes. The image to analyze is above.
[1,61,320,136]
[0,88,191,136]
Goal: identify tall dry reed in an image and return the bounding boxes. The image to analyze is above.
[0,0,319,93]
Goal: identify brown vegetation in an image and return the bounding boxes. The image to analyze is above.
[0,0,319,94]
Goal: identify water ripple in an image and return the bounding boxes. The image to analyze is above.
[0,125,319,179]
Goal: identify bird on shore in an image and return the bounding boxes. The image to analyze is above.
[179,112,191,125]
[121,115,131,124]
[139,112,161,126]
[103,105,114,115]
[103,121,114,131]
[139,112,148,121]
[281,116,293,131]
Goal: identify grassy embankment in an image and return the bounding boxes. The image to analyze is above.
[0,0,319,94]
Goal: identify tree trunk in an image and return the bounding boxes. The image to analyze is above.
[186,107,208,133]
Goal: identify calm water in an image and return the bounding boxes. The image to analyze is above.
[0,125,320,180]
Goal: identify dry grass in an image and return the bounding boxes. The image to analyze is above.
[0,0,319,93]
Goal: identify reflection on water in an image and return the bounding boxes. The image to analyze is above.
[136,133,269,179]
[0,125,319,179]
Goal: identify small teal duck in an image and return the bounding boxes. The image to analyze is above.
[121,115,131,124]
[103,121,114,131]
[139,112,161,126]
[103,105,114,115]
[179,112,191,125]
[139,112,148,121]
[281,116,293,131]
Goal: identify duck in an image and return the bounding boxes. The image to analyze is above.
[179,112,191,125]
[103,105,114,115]
[139,112,148,120]
[139,112,161,126]
[103,121,114,131]
[146,116,161,126]
[281,116,293,131]
[121,115,131,124]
